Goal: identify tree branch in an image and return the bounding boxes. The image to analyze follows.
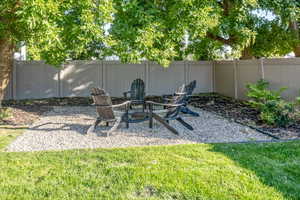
[206,32,236,45]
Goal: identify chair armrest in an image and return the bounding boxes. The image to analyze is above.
[112,101,131,108]
[163,97,174,102]
[92,101,131,108]
[123,91,130,98]
[174,92,187,95]
[146,101,184,107]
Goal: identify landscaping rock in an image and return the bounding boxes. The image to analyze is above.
[6,106,272,152]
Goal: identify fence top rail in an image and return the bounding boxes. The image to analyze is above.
[215,57,300,65]
[14,60,215,67]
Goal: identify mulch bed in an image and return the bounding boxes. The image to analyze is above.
[0,106,52,126]
[1,94,300,139]
[0,105,52,127]
[189,93,300,139]
[0,96,163,126]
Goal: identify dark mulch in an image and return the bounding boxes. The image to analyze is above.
[2,96,163,107]
[0,106,52,126]
[190,93,300,139]
[0,96,163,126]
[2,94,300,139]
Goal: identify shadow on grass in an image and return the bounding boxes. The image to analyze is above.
[210,142,300,200]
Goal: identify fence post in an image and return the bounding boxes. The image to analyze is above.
[260,58,265,79]
[12,60,17,100]
[102,61,106,90]
[57,67,61,97]
[99,61,103,88]
[184,61,190,84]
[233,59,238,99]
[145,61,150,94]
[212,61,215,93]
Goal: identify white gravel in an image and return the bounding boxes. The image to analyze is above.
[6,106,272,152]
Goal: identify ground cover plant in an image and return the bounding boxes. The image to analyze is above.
[0,128,300,200]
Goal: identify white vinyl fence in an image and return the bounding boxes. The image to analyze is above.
[214,58,300,101]
[4,61,213,100]
[4,58,300,101]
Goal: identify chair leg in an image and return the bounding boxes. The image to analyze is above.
[149,104,153,128]
[87,119,101,134]
[125,104,129,128]
[181,106,199,117]
[152,113,179,135]
[176,117,194,130]
[107,117,122,137]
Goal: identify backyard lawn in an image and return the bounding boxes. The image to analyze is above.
[0,128,299,200]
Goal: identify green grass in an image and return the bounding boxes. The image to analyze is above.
[0,128,25,150]
[0,128,299,200]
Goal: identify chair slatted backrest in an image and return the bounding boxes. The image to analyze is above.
[185,80,196,96]
[175,84,186,94]
[91,88,115,121]
[130,78,145,101]
[165,85,186,119]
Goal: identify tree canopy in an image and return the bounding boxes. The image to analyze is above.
[2,0,299,67]
[1,0,299,103]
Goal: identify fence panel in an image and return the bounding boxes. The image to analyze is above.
[263,58,300,101]
[103,61,146,97]
[214,61,235,98]
[147,61,186,95]
[236,60,261,99]
[188,61,213,93]
[14,61,59,99]
[60,61,101,97]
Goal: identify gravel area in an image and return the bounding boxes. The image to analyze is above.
[6,106,272,152]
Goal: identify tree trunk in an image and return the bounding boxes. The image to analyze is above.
[0,38,14,107]
[289,21,300,57]
[294,45,300,57]
[240,47,254,60]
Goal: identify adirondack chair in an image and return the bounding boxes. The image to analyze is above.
[179,80,199,116]
[87,88,131,136]
[147,91,194,135]
[164,80,199,117]
[123,78,145,101]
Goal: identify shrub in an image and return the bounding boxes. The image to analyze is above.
[246,79,295,127]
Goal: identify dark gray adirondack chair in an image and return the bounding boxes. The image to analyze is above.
[147,90,194,135]
[164,80,199,117]
[180,80,199,116]
[123,78,145,101]
[87,88,131,136]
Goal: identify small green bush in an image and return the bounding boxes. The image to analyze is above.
[246,79,296,127]
[0,108,11,121]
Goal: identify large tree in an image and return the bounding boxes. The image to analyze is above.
[107,0,299,61]
[1,0,299,105]
[0,0,113,104]
[257,0,300,57]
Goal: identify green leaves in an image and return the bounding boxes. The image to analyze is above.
[2,0,299,67]
[246,79,297,127]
